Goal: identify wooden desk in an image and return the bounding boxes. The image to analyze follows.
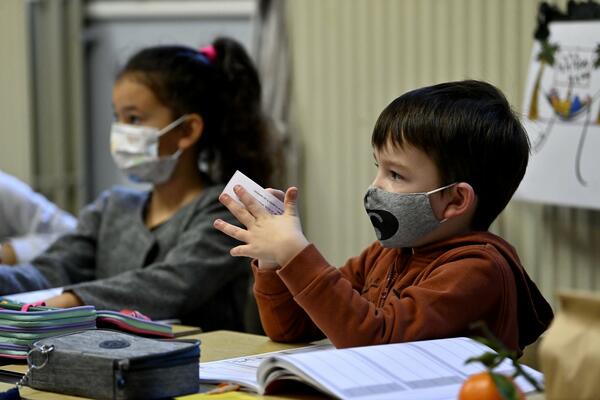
[179,330,308,363]
[1,330,546,399]
[171,324,203,338]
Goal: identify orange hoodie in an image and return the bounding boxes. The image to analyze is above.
[252,231,553,352]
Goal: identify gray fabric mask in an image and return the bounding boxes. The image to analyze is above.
[364,183,455,248]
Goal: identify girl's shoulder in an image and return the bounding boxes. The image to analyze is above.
[81,187,149,219]
[169,184,228,225]
[99,186,149,209]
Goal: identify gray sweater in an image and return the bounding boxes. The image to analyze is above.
[0,185,250,331]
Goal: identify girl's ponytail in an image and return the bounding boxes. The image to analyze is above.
[208,37,281,187]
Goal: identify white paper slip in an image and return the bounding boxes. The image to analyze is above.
[222,170,284,215]
[3,287,64,303]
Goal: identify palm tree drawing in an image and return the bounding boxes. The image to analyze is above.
[529,41,600,187]
[528,40,560,120]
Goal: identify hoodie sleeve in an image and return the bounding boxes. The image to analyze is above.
[252,243,384,343]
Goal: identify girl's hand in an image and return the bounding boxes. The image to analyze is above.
[214,185,309,269]
[45,292,83,308]
[0,243,17,265]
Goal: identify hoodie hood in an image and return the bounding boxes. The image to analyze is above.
[415,231,554,350]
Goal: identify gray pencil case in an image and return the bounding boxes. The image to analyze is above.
[27,329,200,399]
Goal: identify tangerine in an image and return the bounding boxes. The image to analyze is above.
[459,371,525,400]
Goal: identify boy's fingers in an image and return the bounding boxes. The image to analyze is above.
[213,219,249,243]
[266,188,285,202]
[218,193,255,227]
[233,186,268,217]
[230,244,254,258]
[284,187,299,216]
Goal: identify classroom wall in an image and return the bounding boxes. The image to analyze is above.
[0,0,86,212]
[286,0,600,308]
[0,0,34,183]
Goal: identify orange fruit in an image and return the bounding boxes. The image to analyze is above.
[459,371,525,400]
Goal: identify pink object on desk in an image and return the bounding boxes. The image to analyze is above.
[20,301,46,312]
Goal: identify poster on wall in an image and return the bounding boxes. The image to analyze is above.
[515,21,600,209]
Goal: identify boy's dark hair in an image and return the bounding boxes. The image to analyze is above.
[118,37,282,187]
[371,80,529,230]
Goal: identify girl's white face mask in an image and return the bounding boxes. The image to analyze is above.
[110,115,188,184]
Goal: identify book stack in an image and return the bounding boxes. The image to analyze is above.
[96,310,173,338]
[0,300,96,360]
[0,299,174,360]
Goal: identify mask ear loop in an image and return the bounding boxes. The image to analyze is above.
[155,115,190,159]
[157,114,190,137]
[425,182,457,196]
[426,183,457,223]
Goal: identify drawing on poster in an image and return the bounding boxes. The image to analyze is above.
[517,21,600,209]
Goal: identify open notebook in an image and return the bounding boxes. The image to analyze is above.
[0,297,173,360]
[199,337,543,400]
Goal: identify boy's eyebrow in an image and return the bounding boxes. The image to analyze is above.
[374,152,409,170]
[388,160,409,171]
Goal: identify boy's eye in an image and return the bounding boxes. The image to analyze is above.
[390,170,403,180]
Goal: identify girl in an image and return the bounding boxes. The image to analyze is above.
[0,37,279,331]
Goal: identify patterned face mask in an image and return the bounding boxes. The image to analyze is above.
[110,115,188,184]
[364,183,455,248]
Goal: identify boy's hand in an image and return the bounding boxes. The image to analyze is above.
[214,185,309,269]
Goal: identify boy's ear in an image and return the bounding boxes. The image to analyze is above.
[178,113,204,149]
[441,182,476,220]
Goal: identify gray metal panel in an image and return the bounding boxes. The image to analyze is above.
[29,0,86,212]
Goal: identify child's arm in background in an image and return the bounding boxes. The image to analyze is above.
[214,185,309,268]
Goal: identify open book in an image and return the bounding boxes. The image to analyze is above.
[199,337,543,399]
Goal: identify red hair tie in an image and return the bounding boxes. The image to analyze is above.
[199,45,217,62]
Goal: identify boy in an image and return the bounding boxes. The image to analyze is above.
[214,80,553,353]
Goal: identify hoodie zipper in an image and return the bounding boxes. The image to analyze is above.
[377,251,411,307]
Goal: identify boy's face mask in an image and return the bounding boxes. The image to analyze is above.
[110,115,188,184]
[364,183,455,248]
